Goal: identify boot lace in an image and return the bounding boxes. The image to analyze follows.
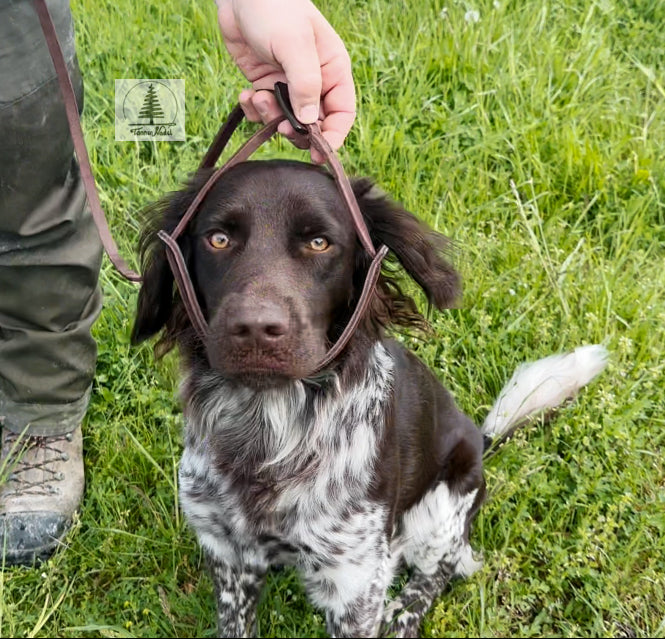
[1,431,73,497]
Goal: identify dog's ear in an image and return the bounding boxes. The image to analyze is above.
[130,235,174,345]
[352,178,461,309]
[131,169,213,346]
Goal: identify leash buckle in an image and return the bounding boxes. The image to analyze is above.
[273,81,308,135]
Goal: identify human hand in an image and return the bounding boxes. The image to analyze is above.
[216,0,356,162]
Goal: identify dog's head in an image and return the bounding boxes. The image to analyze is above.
[131,160,460,388]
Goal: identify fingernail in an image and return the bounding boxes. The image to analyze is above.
[298,104,319,123]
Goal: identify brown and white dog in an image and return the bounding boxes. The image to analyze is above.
[131,159,607,638]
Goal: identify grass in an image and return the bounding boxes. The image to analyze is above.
[1,0,664,636]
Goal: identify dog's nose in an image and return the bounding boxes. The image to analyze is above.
[227,300,289,347]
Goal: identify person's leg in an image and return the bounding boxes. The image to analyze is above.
[0,0,102,564]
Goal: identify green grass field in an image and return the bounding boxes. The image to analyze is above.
[2,0,664,636]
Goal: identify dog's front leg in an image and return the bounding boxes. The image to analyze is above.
[206,550,267,638]
[302,536,393,638]
[380,562,452,638]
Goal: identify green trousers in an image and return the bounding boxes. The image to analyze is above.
[0,0,102,437]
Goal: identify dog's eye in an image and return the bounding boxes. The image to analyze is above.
[208,232,231,250]
[307,237,330,252]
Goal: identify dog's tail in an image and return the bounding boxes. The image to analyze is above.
[481,344,608,452]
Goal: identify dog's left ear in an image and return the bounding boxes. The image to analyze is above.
[130,238,174,345]
[352,178,461,308]
[131,170,212,346]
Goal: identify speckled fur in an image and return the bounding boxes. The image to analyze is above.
[179,342,482,638]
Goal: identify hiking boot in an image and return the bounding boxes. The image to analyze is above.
[0,425,84,565]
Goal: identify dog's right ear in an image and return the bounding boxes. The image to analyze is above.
[130,169,213,346]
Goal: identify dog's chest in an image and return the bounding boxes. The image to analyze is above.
[179,344,394,568]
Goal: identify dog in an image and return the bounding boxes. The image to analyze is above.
[131,159,607,638]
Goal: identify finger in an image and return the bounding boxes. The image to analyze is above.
[318,53,356,150]
[277,119,295,139]
[277,120,310,150]
[239,89,262,122]
[249,89,284,124]
[272,29,322,124]
[309,146,326,165]
[320,110,356,152]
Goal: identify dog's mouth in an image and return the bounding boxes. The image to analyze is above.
[220,364,306,390]
[233,369,292,390]
[207,346,326,388]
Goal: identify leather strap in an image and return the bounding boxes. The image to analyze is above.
[198,104,245,170]
[316,245,388,370]
[33,0,142,282]
[172,117,284,240]
[306,124,376,257]
[157,231,208,339]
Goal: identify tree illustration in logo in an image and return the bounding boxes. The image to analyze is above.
[138,83,164,125]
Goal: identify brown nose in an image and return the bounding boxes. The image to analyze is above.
[226,299,290,348]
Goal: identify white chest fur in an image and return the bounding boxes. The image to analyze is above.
[178,343,394,572]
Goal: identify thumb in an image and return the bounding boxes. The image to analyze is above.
[273,30,322,124]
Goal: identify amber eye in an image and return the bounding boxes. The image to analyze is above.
[208,231,230,249]
[307,237,329,252]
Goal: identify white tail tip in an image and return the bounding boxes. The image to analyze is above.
[482,344,609,438]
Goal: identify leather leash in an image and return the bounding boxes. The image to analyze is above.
[34,0,141,282]
[34,0,387,373]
